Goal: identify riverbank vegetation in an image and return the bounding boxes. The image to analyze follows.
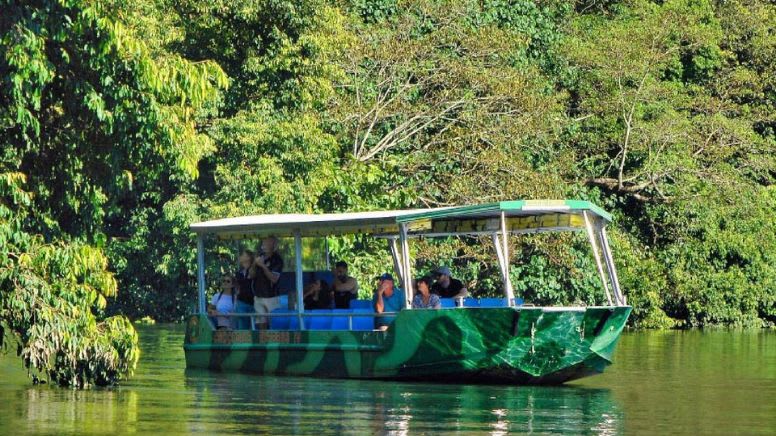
[2,0,774,385]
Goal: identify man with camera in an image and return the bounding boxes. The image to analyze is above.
[251,236,283,330]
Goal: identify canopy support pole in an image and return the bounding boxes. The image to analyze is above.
[325,237,330,270]
[583,211,613,306]
[234,240,240,270]
[196,235,206,314]
[294,230,305,330]
[500,212,515,306]
[492,233,510,300]
[599,226,625,306]
[399,224,412,309]
[388,238,405,287]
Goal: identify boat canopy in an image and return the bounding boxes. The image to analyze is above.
[190,200,610,240]
[190,209,440,239]
[396,200,610,238]
[190,199,625,315]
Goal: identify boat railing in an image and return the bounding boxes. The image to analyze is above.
[207,311,401,332]
[206,296,533,332]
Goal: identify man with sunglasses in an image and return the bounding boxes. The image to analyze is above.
[431,266,468,299]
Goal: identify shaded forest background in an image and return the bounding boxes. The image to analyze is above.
[1,0,774,386]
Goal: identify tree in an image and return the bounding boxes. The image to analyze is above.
[562,0,776,326]
[0,0,226,385]
[17,0,771,332]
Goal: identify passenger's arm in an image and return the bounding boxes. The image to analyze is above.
[268,271,280,284]
[374,289,384,313]
[455,287,469,298]
[335,278,357,293]
[257,257,281,284]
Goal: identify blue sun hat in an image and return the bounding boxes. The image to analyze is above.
[434,266,451,277]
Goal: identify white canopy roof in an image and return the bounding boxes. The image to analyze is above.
[190,200,610,239]
[190,209,441,239]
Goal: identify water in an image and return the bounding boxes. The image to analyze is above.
[1,326,774,435]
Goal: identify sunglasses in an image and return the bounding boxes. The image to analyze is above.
[222,279,233,284]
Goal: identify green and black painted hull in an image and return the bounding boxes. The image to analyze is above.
[184,306,631,384]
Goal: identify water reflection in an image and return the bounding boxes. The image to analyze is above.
[2,327,774,434]
[182,370,623,434]
[0,324,624,434]
[2,385,140,434]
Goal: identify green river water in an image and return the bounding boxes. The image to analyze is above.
[0,326,773,435]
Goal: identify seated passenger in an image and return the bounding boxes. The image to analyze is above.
[373,273,405,331]
[234,249,256,330]
[303,279,332,310]
[207,274,236,330]
[332,260,359,309]
[411,276,441,309]
[431,266,468,299]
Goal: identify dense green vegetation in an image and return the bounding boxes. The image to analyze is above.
[1,0,774,385]
[0,0,226,386]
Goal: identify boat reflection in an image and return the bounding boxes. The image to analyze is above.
[0,353,621,435]
[184,369,623,434]
[0,321,621,435]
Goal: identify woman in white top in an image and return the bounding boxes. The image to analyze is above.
[208,274,236,330]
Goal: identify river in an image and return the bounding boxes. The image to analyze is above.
[1,326,773,435]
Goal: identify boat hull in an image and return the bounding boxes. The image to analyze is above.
[184,306,631,384]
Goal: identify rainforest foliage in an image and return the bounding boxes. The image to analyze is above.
[1,0,774,385]
[0,0,226,386]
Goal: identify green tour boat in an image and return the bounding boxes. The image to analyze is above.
[184,200,631,384]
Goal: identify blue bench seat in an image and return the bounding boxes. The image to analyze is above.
[269,307,375,331]
[479,297,508,307]
[439,297,523,308]
[350,299,373,309]
[439,297,479,308]
[268,308,301,330]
